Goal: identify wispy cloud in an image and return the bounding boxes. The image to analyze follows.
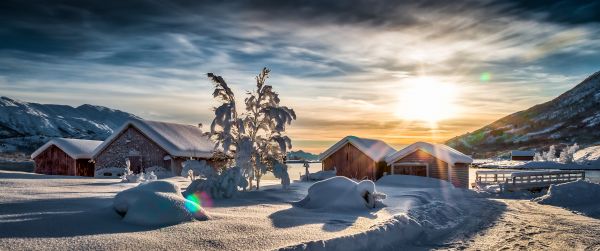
[1,0,599,153]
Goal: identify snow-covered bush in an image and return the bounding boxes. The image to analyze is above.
[184,166,247,199]
[94,167,128,178]
[181,160,216,178]
[114,180,209,226]
[294,176,386,211]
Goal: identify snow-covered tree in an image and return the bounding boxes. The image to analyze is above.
[208,68,296,190]
[559,143,579,164]
[544,145,556,161]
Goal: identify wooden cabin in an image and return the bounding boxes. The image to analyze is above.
[31,138,102,177]
[510,150,535,161]
[384,142,473,188]
[319,136,396,180]
[92,119,223,177]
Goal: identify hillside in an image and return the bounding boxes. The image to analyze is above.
[447,71,600,157]
[0,97,140,153]
[287,150,319,161]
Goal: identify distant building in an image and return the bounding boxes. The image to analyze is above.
[92,119,223,176]
[31,138,102,177]
[510,150,535,161]
[319,136,473,188]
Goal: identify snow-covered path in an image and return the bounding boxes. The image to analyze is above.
[439,199,600,250]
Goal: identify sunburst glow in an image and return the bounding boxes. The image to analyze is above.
[394,77,460,125]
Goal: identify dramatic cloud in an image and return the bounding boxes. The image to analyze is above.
[1,0,599,152]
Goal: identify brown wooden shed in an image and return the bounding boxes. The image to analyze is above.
[31,138,102,177]
[319,136,396,180]
[92,119,224,177]
[384,142,473,188]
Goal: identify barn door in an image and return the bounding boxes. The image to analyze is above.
[128,156,143,174]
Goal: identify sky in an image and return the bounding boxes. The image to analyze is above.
[1,0,600,153]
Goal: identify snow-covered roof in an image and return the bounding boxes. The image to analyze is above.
[92,119,216,159]
[385,142,472,165]
[319,136,396,162]
[31,138,103,159]
[511,150,535,157]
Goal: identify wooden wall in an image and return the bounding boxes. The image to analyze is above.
[34,145,74,176]
[322,143,378,180]
[449,163,469,188]
[392,149,449,181]
[33,145,94,177]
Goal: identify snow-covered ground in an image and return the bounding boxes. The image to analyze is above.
[2,168,600,250]
[0,170,502,250]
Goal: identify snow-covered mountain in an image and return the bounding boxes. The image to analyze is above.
[447,71,600,157]
[0,97,140,153]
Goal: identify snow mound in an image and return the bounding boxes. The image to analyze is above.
[534,180,600,217]
[114,181,209,226]
[301,169,336,181]
[376,174,454,189]
[145,166,173,178]
[294,177,385,211]
[284,194,467,251]
[121,172,157,183]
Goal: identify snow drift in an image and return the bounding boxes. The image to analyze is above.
[294,176,385,211]
[283,175,473,250]
[534,180,600,218]
[114,181,209,226]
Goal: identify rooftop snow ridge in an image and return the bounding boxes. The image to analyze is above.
[319,135,396,162]
[385,141,472,165]
[31,138,103,159]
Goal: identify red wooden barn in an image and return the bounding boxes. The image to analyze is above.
[319,136,397,180]
[320,137,473,188]
[31,138,102,177]
[384,142,473,188]
[92,119,222,177]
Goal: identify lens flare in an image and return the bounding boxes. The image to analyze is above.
[185,192,213,215]
[480,72,491,82]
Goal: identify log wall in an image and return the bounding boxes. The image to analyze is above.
[322,143,377,180]
[33,145,74,176]
[449,163,469,188]
[33,145,94,177]
[392,149,449,181]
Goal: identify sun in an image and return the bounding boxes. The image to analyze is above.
[394,77,460,125]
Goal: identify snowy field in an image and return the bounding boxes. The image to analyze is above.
[3,163,600,250]
[0,169,504,250]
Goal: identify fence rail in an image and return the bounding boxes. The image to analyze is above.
[475,170,585,191]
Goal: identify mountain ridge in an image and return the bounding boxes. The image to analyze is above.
[446,70,600,157]
[0,96,140,153]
